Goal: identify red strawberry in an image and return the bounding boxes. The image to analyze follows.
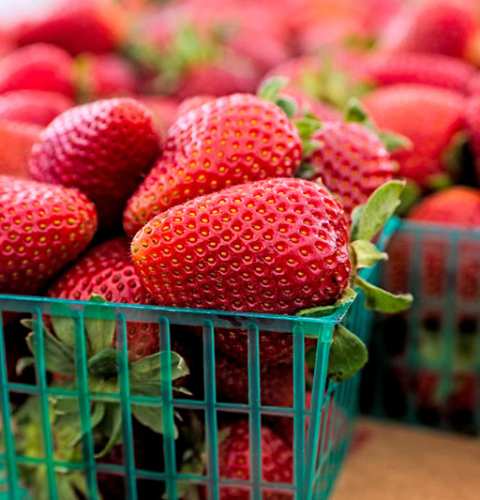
[29,98,160,229]
[380,1,478,60]
[0,176,97,294]
[176,95,214,117]
[216,355,295,407]
[363,84,465,186]
[76,54,137,100]
[302,121,396,216]
[0,44,74,98]
[0,90,73,126]
[137,96,179,136]
[48,238,158,361]
[131,178,350,364]
[123,93,302,237]
[14,3,121,56]
[465,96,480,177]
[217,421,292,499]
[366,53,476,94]
[0,121,40,178]
[468,73,480,96]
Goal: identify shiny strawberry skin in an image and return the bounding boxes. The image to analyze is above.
[363,84,465,186]
[218,421,292,500]
[123,94,302,236]
[132,178,350,313]
[48,238,159,361]
[366,53,475,94]
[14,4,120,56]
[0,90,73,126]
[0,176,97,294]
[0,121,40,178]
[0,44,74,98]
[305,122,396,216]
[29,98,160,229]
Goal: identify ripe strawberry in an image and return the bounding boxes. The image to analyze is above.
[14,3,121,56]
[29,98,160,229]
[123,94,302,236]
[218,421,292,499]
[363,84,465,186]
[76,54,137,100]
[138,96,179,136]
[366,53,476,94]
[0,121,40,178]
[0,90,73,126]
[468,73,480,96]
[131,178,350,364]
[48,238,158,361]
[0,44,74,98]
[176,95,214,117]
[0,176,97,294]
[302,121,396,216]
[380,1,478,60]
[216,355,295,407]
[465,96,480,178]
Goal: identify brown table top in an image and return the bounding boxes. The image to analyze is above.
[332,419,480,500]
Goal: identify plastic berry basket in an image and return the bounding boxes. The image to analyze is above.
[0,221,398,500]
[363,220,480,436]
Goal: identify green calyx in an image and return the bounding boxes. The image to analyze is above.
[19,295,190,459]
[328,325,368,382]
[257,76,298,118]
[345,98,412,153]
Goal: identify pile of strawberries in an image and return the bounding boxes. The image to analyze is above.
[1,0,479,496]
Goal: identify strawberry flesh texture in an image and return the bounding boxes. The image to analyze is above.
[363,84,465,187]
[0,90,73,127]
[306,121,396,216]
[0,176,97,295]
[218,421,293,500]
[29,98,161,230]
[124,94,302,237]
[131,178,350,364]
[0,44,75,98]
[48,238,159,361]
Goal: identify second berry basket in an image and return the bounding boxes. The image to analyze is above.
[0,221,397,500]
[363,220,480,436]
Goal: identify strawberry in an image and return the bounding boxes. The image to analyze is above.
[465,96,480,177]
[216,355,295,407]
[138,96,179,136]
[14,3,121,56]
[76,54,137,100]
[217,421,292,499]
[0,90,73,126]
[29,98,160,229]
[131,178,350,364]
[0,44,75,98]
[176,95,214,117]
[0,120,40,178]
[468,73,480,96]
[380,1,478,60]
[0,176,97,294]
[301,120,396,216]
[366,53,476,94]
[123,93,302,236]
[48,238,158,361]
[363,84,465,187]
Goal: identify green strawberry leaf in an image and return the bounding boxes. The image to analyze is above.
[297,287,357,318]
[84,295,116,355]
[328,325,368,382]
[26,330,75,376]
[355,276,413,313]
[132,405,177,437]
[294,113,323,141]
[426,173,453,191]
[344,98,369,124]
[350,180,406,241]
[50,316,76,350]
[95,404,122,458]
[275,96,297,118]
[377,130,412,153]
[16,356,35,376]
[396,180,421,216]
[131,351,190,385]
[350,239,388,269]
[88,348,119,379]
[257,76,289,102]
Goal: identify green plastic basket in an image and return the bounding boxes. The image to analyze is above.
[0,222,396,500]
[363,220,480,436]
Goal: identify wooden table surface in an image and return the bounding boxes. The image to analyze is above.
[332,419,480,500]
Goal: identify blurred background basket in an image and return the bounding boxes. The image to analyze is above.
[0,220,397,500]
[362,220,480,436]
